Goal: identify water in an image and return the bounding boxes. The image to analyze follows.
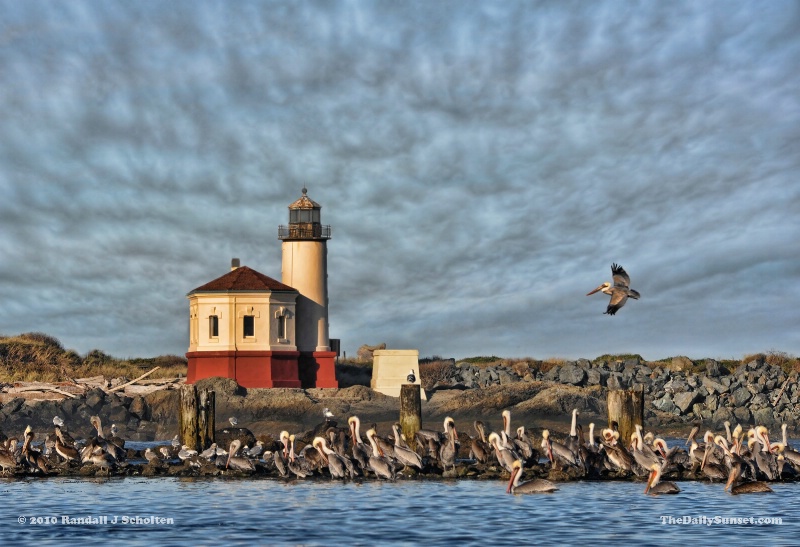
[2,476,795,546]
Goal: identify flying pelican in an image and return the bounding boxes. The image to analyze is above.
[507,460,558,494]
[644,463,680,495]
[587,263,640,315]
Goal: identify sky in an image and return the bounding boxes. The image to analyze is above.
[1,1,798,363]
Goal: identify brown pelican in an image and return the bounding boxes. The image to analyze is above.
[541,430,578,468]
[586,263,640,315]
[86,446,116,475]
[632,425,661,474]
[89,416,125,461]
[488,432,517,473]
[0,444,16,475]
[469,421,490,464]
[565,409,580,454]
[416,416,453,448]
[348,417,370,473]
[644,463,680,495]
[365,428,395,480]
[601,430,635,472]
[772,443,800,472]
[391,424,423,470]
[287,435,315,478]
[726,461,773,494]
[22,426,48,474]
[226,440,255,472]
[507,460,558,494]
[54,426,80,464]
[273,431,290,477]
[439,421,458,472]
[513,426,537,463]
[313,437,353,479]
[754,426,779,481]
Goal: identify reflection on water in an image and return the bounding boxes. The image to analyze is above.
[2,477,794,546]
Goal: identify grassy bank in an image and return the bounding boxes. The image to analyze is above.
[0,332,187,383]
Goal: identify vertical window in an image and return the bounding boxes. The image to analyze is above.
[243,315,255,338]
[209,315,219,338]
[277,315,286,339]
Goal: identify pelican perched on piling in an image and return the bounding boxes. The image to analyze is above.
[587,263,640,315]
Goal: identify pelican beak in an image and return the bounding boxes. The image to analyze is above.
[506,467,518,494]
[226,452,232,469]
[700,446,709,470]
[725,469,735,492]
[644,469,655,494]
[586,285,604,296]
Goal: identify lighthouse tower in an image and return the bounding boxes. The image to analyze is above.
[278,188,338,388]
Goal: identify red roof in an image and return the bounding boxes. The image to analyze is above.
[189,266,296,293]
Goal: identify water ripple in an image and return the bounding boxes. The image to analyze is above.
[1,477,795,546]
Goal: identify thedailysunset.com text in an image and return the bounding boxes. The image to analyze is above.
[661,515,783,526]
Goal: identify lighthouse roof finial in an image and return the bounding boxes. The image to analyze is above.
[302,186,307,196]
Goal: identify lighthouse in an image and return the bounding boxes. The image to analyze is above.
[278,188,338,388]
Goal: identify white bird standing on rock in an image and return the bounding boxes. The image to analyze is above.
[229,417,238,427]
[323,408,335,421]
[53,416,64,427]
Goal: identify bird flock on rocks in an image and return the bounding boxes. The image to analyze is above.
[1,408,797,496]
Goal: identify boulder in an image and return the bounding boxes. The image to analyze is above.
[731,387,752,406]
[701,376,727,395]
[704,359,724,377]
[653,395,677,414]
[674,391,699,414]
[733,406,752,424]
[752,407,776,426]
[559,365,587,386]
[668,356,693,372]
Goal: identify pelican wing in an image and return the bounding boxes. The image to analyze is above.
[605,288,628,316]
[610,263,631,289]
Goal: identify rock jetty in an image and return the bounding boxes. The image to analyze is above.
[1,355,797,441]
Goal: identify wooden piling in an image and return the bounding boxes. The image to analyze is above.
[198,388,215,451]
[399,383,422,447]
[607,388,644,445]
[180,384,216,451]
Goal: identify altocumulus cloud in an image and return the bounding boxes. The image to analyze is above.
[0,1,798,361]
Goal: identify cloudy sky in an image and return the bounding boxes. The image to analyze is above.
[1,1,798,362]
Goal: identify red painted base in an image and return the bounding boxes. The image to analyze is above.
[186,350,301,388]
[298,351,338,389]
